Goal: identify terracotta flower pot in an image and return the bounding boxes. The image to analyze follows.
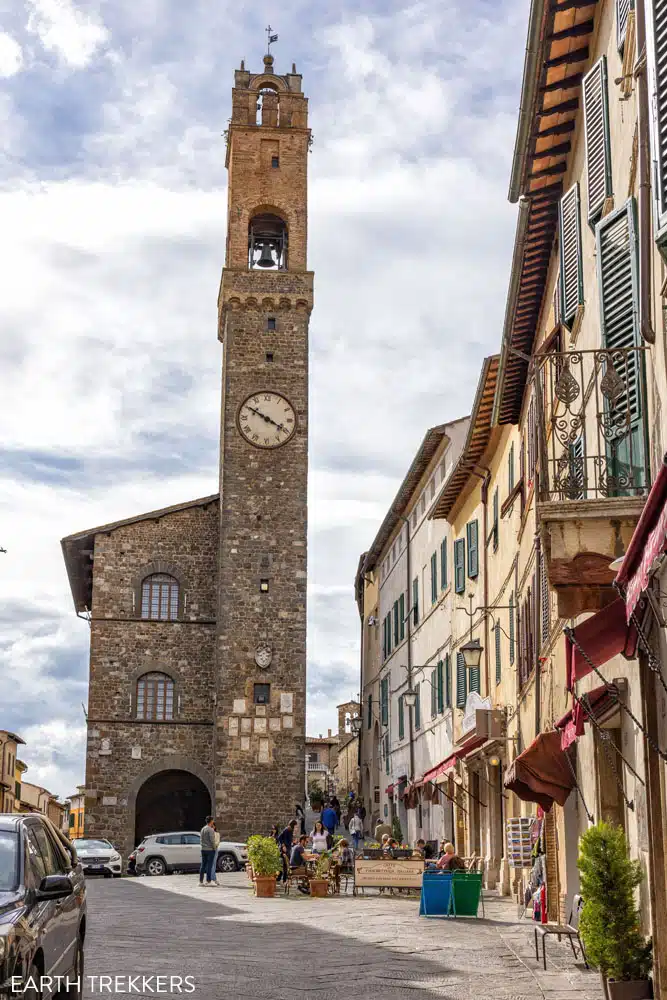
[254,875,277,898]
[607,980,653,1000]
[309,879,329,898]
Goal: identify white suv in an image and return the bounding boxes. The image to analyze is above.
[134,832,248,876]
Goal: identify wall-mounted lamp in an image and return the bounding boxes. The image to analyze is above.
[460,638,483,671]
[350,715,363,735]
[260,579,269,593]
[403,689,418,709]
[489,756,500,767]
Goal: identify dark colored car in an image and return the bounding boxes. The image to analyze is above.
[0,813,86,1000]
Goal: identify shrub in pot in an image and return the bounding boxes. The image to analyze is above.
[577,822,652,1000]
[309,851,331,898]
[247,835,282,898]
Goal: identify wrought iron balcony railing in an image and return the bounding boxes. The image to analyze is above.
[534,346,650,502]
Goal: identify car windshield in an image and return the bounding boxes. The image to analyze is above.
[74,839,112,851]
[0,831,19,891]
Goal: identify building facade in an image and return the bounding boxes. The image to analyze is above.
[61,52,313,854]
[68,785,86,839]
[0,731,24,813]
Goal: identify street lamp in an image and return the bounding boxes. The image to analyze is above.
[460,638,483,671]
[403,689,418,709]
[350,715,363,735]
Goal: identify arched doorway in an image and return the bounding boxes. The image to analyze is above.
[134,769,211,845]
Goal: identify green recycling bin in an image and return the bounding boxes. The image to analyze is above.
[450,871,482,917]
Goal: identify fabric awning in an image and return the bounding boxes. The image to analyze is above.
[565,597,637,691]
[385,784,394,795]
[422,753,457,785]
[615,455,667,621]
[420,735,488,786]
[556,684,618,750]
[504,730,575,811]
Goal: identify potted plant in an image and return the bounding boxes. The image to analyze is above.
[578,822,653,1000]
[309,851,331,898]
[246,835,282,898]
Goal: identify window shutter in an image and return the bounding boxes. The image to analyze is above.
[583,57,612,220]
[467,520,479,578]
[382,617,387,660]
[509,592,515,664]
[414,684,421,730]
[559,183,583,322]
[381,677,389,727]
[399,592,406,640]
[493,488,499,551]
[398,695,404,740]
[456,651,467,708]
[508,442,515,492]
[495,621,502,685]
[393,601,399,646]
[440,538,448,589]
[541,552,550,646]
[554,271,562,326]
[469,662,480,695]
[367,693,372,729]
[454,539,465,594]
[412,577,419,625]
[431,552,438,603]
[445,654,452,708]
[437,659,444,713]
[648,0,667,229]
[431,670,437,718]
[597,201,639,352]
[617,0,632,50]
[385,734,390,773]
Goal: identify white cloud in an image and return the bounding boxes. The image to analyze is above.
[0,0,527,794]
[26,0,109,69]
[0,32,23,77]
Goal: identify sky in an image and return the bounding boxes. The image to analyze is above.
[0,0,528,799]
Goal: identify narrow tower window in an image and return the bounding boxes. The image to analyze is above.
[271,156,279,168]
[267,317,276,330]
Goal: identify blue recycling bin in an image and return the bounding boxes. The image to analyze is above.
[419,869,454,917]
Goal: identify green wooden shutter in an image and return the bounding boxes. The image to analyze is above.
[431,669,437,718]
[431,553,437,603]
[436,660,444,712]
[508,442,515,492]
[414,683,421,729]
[596,200,647,494]
[454,539,465,594]
[385,734,390,774]
[493,488,499,552]
[399,592,405,640]
[456,651,467,708]
[495,622,502,685]
[466,520,479,578]
[367,693,372,729]
[380,677,389,726]
[583,57,612,220]
[509,592,515,665]
[412,577,419,624]
[469,662,480,695]
[648,0,667,229]
[445,654,452,708]
[398,695,404,740]
[393,601,399,646]
[440,539,448,589]
[559,183,583,322]
[617,0,632,50]
[382,617,387,660]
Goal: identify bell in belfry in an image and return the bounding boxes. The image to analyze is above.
[256,240,276,268]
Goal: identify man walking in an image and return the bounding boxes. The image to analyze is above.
[322,802,338,848]
[199,816,218,887]
[349,810,363,853]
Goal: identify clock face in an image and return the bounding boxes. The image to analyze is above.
[255,643,272,669]
[237,392,297,449]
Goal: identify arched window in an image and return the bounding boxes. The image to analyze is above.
[136,672,175,721]
[248,213,288,270]
[140,573,179,620]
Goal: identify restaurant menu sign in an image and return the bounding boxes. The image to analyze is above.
[354,858,424,888]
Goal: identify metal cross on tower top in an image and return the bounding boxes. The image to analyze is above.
[266,25,278,55]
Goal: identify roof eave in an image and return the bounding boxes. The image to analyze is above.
[509,0,549,203]
[492,196,532,426]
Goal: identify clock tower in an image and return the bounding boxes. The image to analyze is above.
[215,53,312,837]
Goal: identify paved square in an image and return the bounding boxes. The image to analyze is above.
[82,874,604,1000]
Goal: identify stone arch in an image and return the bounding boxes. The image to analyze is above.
[249,75,287,94]
[126,756,215,848]
[132,560,188,619]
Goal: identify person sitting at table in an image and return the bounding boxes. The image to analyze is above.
[289,835,311,895]
[310,820,328,854]
[436,842,465,871]
[335,838,354,867]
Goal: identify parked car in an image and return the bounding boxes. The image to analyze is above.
[134,832,248,876]
[71,838,122,878]
[0,813,86,1000]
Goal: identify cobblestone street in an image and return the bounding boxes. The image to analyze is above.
[82,875,604,1000]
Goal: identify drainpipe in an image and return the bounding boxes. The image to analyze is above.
[534,531,542,739]
[399,515,415,784]
[635,0,656,345]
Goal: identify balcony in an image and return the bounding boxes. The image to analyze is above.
[307,762,328,772]
[535,347,650,617]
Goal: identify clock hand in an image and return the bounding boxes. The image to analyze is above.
[247,404,280,429]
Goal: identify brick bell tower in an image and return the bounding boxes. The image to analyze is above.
[215,52,312,838]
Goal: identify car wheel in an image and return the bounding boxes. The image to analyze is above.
[64,938,84,998]
[146,857,166,876]
[104,873,112,879]
[216,853,238,873]
[21,961,42,1000]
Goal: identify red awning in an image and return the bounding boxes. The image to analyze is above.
[419,735,487,785]
[422,753,458,784]
[615,455,667,622]
[385,784,394,795]
[504,730,575,811]
[456,733,487,759]
[556,684,618,749]
[565,597,637,691]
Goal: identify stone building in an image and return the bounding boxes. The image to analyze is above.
[61,52,313,854]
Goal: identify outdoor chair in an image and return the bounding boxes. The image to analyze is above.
[284,866,310,895]
[534,894,588,970]
[338,863,354,894]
